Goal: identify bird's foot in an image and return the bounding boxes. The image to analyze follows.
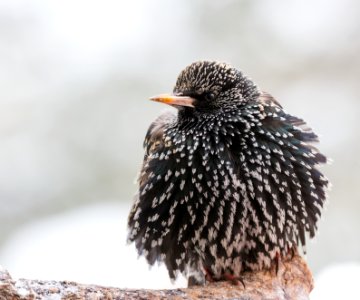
[220,273,245,288]
[275,252,280,275]
[204,267,215,283]
[288,246,297,259]
[273,247,297,275]
[202,267,245,287]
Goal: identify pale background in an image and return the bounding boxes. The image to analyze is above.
[0,0,359,298]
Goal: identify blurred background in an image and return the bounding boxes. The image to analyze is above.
[0,0,359,298]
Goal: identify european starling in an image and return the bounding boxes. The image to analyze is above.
[127,61,328,285]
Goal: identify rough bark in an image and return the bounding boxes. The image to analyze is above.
[0,254,313,300]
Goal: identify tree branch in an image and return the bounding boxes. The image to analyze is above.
[0,255,313,300]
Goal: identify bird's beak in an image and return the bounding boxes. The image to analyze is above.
[149,94,195,108]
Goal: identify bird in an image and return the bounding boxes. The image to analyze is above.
[127,61,329,286]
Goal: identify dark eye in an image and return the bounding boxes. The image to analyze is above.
[205,92,216,101]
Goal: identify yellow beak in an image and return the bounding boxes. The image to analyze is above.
[149,94,195,108]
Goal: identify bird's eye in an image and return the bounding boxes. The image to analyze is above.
[205,92,216,101]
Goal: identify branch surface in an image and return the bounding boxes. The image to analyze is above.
[0,255,313,300]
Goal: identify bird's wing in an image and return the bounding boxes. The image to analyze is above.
[229,92,328,251]
[128,110,174,236]
[128,109,189,278]
[138,110,176,187]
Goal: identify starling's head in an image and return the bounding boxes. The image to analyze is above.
[150,61,260,113]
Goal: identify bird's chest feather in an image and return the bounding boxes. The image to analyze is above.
[141,118,241,213]
[140,106,264,208]
[136,110,260,251]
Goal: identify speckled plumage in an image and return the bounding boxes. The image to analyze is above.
[127,61,328,285]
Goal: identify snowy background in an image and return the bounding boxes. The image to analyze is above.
[0,0,359,299]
